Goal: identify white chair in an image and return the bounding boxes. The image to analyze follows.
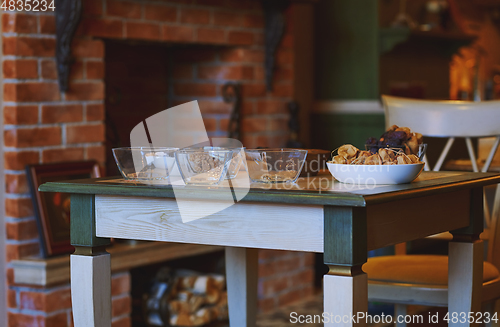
[364,95,500,326]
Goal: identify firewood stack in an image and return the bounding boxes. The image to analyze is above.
[168,271,228,326]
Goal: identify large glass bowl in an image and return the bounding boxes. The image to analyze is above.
[112,147,178,180]
[245,148,308,183]
[175,148,234,186]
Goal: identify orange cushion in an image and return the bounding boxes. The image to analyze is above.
[364,255,500,286]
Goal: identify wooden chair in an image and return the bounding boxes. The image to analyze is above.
[364,96,500,326]
[382,95,500,239]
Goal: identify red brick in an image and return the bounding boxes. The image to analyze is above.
[273,83,293,97]
[198,100,231,114]
[4,151,39,170]
[197,27,226,44]
[6,242,39,261]
[86,145,106,163]
[8,312,38,327]
[162,25,195,42]
[260,276,289,296]
[213,11,242,27]
[72,39,104,58]
[2,13,37,33]
[83,0,103,16]
[220,118,229,131]
[5,127,62,148]
[180,8,210,24]
[39,312,69,327]
[65,82,104,101]
[203,118,217,132]
[107,0,142,18]
[3,60,38,79]
[70,61,84,80]
[86,61,104,79]
[241,117,267,133]
[43,148,85,163]
[112,316,131,327]
[8,289,17,308]
[220,48,264,63]
[269,117,288,132]
[112,296,131,317]
[290,269,314,286]
[5,174,29,194]
[4,83,60,102]
[86,103,104,121]
[174,83,217,97]
[241,135,257,149]
[126,22,160,40]
[4,106,38,125]
[278,288,305,306]
[3,37,56,57]
[67,124,105,144]
[275,66,293,81]
[198,65,253,80]
[241,101,255,115]
[41,60,57,79]
[281,33,293,49]
[6,220,39,241]
[243,13,264,28]
[241,83,266,97]
[112,273,131,296]
[256,100,287,114]
[276,49,294,65]
[42,104,83,123]
[228,31,255,45]
[5,197,33,219]
[7,268,15,285]
[258,297,276,314]
[40,15,56,34]
[172,64,193,79]
[144,4,177,21]
[82,18,123,38]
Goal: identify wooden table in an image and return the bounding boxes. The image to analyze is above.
[40,171,500,327]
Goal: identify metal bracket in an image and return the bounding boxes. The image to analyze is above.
[261,0,290,92]
[55,0,83,93]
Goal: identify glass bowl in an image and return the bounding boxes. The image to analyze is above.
[112,147,178,180]
[245,148,308,183]
[175,148,234,186]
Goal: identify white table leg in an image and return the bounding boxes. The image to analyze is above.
[225,247,258,327]
[71,253,111,327]
[324,268,367,327]
[448,240,483,327]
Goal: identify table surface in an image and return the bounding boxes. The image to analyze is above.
[40,171,500,206]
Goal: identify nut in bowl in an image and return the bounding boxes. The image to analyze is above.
[327,126,426,185]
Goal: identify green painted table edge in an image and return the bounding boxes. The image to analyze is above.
[39,172,500,207]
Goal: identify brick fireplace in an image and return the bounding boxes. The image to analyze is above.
[2,0,315,326]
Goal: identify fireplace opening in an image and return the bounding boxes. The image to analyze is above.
[104,39,237,176]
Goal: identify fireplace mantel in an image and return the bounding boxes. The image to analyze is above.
[11,242,222,287]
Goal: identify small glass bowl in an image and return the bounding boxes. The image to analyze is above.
[245,148,308,183]
[112,147,178,180]
[175,148,234,185]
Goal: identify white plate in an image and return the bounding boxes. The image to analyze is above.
[327,162,424,185]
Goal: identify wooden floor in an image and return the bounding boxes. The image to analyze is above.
[213,293,450,327]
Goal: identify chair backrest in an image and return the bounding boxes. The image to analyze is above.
[382,95,500,268]
[382,95,500,138]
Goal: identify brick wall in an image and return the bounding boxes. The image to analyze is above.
[7,271,131,327]
[2,0,312,325]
